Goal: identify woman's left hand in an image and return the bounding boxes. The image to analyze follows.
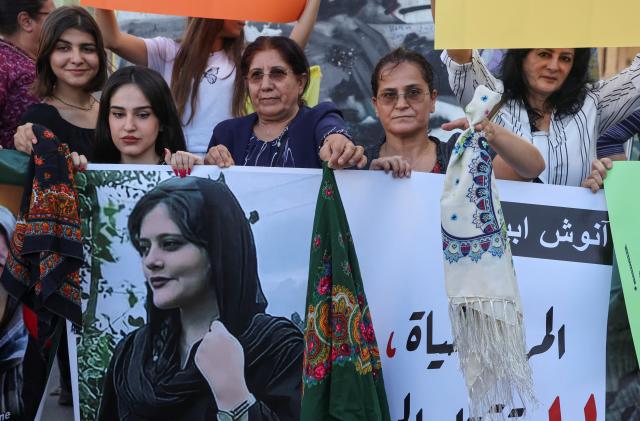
[164,149,203,177]
[319,134,367,169]
[69,152,88,173]
[195,320,252,411]
[581,157,613,193]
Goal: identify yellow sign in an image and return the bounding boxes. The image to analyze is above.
[435,0,640,49]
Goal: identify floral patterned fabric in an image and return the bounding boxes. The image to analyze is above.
[0,125,83,327]
[301,164,390,421]
[0,40,39,149]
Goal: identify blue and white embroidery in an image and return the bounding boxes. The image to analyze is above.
[442,131,506,264]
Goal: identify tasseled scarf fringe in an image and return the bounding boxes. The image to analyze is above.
[449,298,536,419]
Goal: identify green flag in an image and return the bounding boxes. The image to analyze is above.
[301,165,391,421]
[604,161,640,366]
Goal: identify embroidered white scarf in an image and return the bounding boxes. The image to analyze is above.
[440,85,535,418]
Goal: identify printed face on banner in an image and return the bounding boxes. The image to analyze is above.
[137,204,213,310]
[77,170,307,421]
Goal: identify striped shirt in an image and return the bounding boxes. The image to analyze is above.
[597,109,640,157]
[441,50,640,186]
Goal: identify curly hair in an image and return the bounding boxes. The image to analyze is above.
[500,48,592,130]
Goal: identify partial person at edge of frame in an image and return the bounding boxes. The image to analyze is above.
[431,0,638,192]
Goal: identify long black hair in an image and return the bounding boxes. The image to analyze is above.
[94,66,186,164]
[500,48,592,130]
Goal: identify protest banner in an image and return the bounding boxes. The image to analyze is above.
[75,165,611,421]
[79,0,306,23]
[434,0,640,49]
[605,162,640,366]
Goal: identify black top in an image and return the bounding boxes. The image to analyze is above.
[363,133,461,173]
[98,313,304,421]
[21,103,95,161]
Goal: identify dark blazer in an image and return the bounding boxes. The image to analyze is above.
[208,102,349,169]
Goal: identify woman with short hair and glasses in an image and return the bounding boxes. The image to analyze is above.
[205,36,367,169]
[366,48,545,179]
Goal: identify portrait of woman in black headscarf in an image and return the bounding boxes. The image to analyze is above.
[97,176,304,421]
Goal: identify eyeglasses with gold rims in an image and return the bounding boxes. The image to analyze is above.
[246,68,292,84]
[376,88,429,107]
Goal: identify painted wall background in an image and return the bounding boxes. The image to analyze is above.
[107,0,472,143]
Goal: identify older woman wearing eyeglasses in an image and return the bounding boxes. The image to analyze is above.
[205,36,366,170]
[366,48,545,179]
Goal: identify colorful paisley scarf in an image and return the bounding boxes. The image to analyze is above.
[0,125,83,328]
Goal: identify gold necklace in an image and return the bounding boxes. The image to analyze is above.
[52,95,96,111]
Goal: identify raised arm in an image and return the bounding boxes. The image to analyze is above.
[288,0,321,48]
[594,54,640,135]
[487,122,545,180]
[430,0,472,64]
[94,9,148,66]
[442,117,545,180]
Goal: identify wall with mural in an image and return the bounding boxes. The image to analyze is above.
[113,0,474,143]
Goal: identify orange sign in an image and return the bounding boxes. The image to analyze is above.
[80,0,306,22]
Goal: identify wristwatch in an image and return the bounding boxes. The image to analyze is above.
[216,393,257,421]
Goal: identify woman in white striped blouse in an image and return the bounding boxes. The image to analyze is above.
[440,47,640,188]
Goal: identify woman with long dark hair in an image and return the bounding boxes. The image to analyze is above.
[98,177,304,420]
[14,6,107,160]
[95,1,321,156]
[93,66,199,171]
[432,1,640,189]
[440,44,640,188]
